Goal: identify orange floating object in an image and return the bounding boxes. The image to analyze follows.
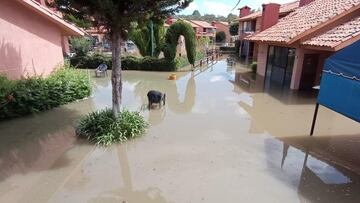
[168,74,177,80]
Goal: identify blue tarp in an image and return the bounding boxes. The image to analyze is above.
[318,40,360,123]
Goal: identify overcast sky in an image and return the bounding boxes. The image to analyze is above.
[179,0,294,16]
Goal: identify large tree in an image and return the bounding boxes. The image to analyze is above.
[53,0,192,118]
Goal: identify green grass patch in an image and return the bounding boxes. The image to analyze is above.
[76,109,149,146]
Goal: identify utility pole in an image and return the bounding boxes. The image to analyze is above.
[150,20,154,57]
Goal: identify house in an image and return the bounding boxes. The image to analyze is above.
[237,1,299,60]
[190,20,217,41]
[212,21,231,43]
[0,0,84,79]
[249,0,360,90]
[166,17,217,40]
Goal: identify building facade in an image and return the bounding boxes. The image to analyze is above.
[249,0,360,90]
[0,0,84,79]
[212,21,231,43]
[237,1,299,61]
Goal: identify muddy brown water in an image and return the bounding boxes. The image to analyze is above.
[0,60,360,203]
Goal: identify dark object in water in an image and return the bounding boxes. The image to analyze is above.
[147,90,166,109]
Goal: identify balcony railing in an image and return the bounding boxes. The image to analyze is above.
[239,29,255,34]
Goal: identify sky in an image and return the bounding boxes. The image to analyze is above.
[179,0,294,16]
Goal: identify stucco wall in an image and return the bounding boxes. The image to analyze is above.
[256,44,268,76]
[291,48,331,89]
[213,23,230,43]
[0,0,64,79]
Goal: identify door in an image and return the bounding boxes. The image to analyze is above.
[300,54,319,90]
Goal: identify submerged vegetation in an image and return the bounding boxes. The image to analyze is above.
[76,109,149,146]
[0,67,91,120]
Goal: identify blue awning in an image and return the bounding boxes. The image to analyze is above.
[318,40,360,123]
[324,40,360,81]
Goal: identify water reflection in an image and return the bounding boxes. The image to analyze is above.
[89,145,171,203]
[0,107,81,182]
[266,135,360,202]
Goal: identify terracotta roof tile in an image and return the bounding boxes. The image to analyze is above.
[190,20,216,29]
[239,1,300,21]
[250,0,360,43]
[302,16,360,48]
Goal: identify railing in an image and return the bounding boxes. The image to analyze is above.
[239,29,255,34]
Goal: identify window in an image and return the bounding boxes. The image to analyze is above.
[265,46,296,89]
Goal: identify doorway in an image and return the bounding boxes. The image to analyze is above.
[265,46,295,90]
[300,54,319,90]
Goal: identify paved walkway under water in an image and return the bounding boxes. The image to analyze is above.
[1,59,360,203]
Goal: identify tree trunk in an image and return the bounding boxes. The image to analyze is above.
[111,32,122,119]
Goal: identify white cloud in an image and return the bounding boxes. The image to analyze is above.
[180,1,199,15]
[203,0,238,16]
[188,1,199,11]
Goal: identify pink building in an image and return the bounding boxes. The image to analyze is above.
[249,0,360,90]
[0,0,84,79]
[237,1,299,60]
[212,21,231,43]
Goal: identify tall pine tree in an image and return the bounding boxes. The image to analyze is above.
[53,0,192,118]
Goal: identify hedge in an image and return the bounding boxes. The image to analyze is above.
[0,68,91,120]
[71,54,180,71]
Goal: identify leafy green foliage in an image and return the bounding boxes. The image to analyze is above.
[250,61,257,73]
[163,20,196,65]
[71,54,177,71]
[53,0,193,34]
[129,20,166,58]
[192,10,201,18]
[235,40,240,54]
[122,56,177,71]
[77,109,148,146]
[197,37,211,49]
[53,0,193,118]
[64,14,92,29]
[71,54,112,69]
[70,53,208,71]
[176,13,237,23]
[175,51,205,68]
[229,22,239,36]
[216,31,226,43]
[0,68,91,120]
[69,37,93,57]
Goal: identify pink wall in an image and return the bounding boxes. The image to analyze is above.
[0,0,64,79]
[256,44,268,76]
[291,48,332,89]
[239,6,251,18]
[213,22,230,43]
[261,4,280,31]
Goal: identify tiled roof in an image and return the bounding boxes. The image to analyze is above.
[238,1,299,21]
[183,19,200,28]
[170,18,200,28]
[302,16,360,49]
[16,0,84,36]
[250,0,360,43]
[191,20,217,29]
[218,21,229,26]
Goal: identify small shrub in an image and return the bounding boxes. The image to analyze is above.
[71,51,205,71]
[70,53,112,69]
[0,68,91,120]
[176,51,205,68]
[216,31,226,43]
[235,40,240,54]
[69,37,93,56]
[250,62,257,73]
[76,109,149,146]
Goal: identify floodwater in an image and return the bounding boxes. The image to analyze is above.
[1,59,360,203]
